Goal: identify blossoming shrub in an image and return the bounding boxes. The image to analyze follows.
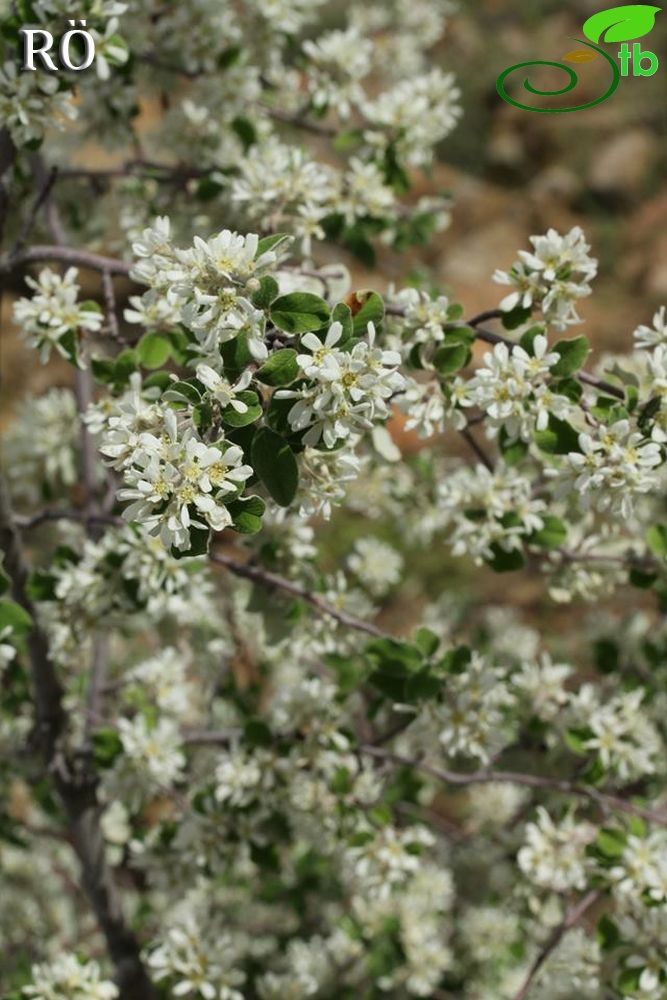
[1,2,667,999]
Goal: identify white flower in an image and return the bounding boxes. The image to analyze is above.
[23,955,118,1000]
[116,414,253,551]
[279,321,404,448]
[117,715,185,787]
[196,365,253,411]
[347,536,403,596]
[514,653,572,721]
[518,807,594,892]
[13,267,103,362]
[494,227,597,330]
[634,306,667,349]
[147,916,245,1000]
[0,625,16,673]
[434,651,516,763]
[567,419,662,518]
[214,747,274,808]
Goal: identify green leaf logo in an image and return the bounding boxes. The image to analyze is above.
[583,4,661,44]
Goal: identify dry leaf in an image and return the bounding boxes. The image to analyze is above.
[562,49,599,62]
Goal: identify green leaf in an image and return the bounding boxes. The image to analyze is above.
[0,565,10,597]
[228,494,266,534]
[220,391,263,428]
[331,302,354,342]
[597,914,620,951]
[104,33,129,65]
[551,336,590,377]
[594,638,620,674]
[219,330,255,377]
[617,968,642,994]
[535,415,581,454]
[565,726,594,755]
[485,544,526,573]
[26,571,57,601]
[172,525,210,559]
[136,331,172,370]
[404,670,441,702]
[438,645,472,675]
[351,291,385,336]
[251,428,299,507]
[270,293,330,334]
[0,601,32,634]
[196,176,223,201]
[255,349,300,387]
[583,5,661,44]
[444,326,476,347]
[530,515,567,549]
[414,627,440,658]
[251,275,280,311]
[255,233,293,259]
[91,357,115,384]
[92,728,123,767]
[499,427,529,466]
[231,116,257,150]
[244,717,273,748]
[433,342,469,376]
[595,826,626,859]
[501,305,532,330]
[647,524,667,559]
[519,325,546,354]
[163,380,202,405]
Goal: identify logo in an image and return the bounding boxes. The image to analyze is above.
[497,4,661,113]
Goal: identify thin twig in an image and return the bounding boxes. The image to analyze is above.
[13,162,59,254]
[16,509,123,531]
[459,426,495,471]
[84,634,110,750]
[360,745,667,828]
[513,891,601,1000]
[1,244,133,276]
[263,104,338,137]
[102,269,123,343]
[210,551,388,639]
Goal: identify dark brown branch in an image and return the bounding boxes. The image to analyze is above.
[0,479,66,759]
[459,426,494,471]
[0,478,157,999]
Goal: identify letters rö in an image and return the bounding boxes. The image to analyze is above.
[20,20,96,72]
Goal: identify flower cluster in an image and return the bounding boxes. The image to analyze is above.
[278,320,404,447]
[494,226,598,329]
[13,267,103,364]
[22,955,118,1000]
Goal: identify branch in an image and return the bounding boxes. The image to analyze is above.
[0,478,157,999]
[360,745,667,828]
[1,244,133,276]
[513,891,601,1000]
[16,509,122,531]
[387,302,626,401]
[263,105,338,137]
[13,160,59,254]
[0,479,65,758]
[102,269,124,343]
[459,426,494,471]
[210,551,388,639]
[468,317,625,401]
